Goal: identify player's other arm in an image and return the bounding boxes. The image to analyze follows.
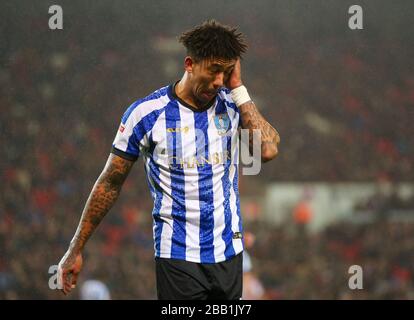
[227,60,280,163]
[57,153,134,295]
[239,100,280,163]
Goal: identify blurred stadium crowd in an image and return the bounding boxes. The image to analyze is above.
[1,1,413,299]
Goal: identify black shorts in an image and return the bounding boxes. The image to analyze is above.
[155,253,243,300]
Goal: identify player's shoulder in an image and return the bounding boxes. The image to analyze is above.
[121,85,171,123]
[127,85,171,112]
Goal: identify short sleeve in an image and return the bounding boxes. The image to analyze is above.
[111,101,150,161]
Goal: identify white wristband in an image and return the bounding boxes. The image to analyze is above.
[230,85,252,106]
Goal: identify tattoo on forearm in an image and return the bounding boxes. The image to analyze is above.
[70,154,133,252]
[239,101,280,156]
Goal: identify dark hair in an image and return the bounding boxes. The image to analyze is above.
[179,19,247,62]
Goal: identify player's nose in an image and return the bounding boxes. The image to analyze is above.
[212,72,224,89]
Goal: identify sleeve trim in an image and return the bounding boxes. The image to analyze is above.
[111,146,139,162]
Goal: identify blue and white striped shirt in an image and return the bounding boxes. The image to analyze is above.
[111,83,243,263]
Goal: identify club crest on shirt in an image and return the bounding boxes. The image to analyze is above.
[214,113,230,136]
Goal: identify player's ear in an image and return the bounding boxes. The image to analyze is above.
[184,56,194,73]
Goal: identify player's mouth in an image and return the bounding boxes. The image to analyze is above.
[202,91,216,100]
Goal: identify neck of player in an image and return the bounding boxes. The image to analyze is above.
[175,73,207,110]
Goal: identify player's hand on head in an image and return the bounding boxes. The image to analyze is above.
[225,59,243,90]
[57,251,83,295]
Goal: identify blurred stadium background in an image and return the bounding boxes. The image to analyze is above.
[1,0,413,299]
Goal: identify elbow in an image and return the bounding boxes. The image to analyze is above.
[261,147,279,163]
[261,133,280,163]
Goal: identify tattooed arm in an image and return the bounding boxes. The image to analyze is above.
[57,153,134,295]
[239,101,280,163]
[226,59,280,163]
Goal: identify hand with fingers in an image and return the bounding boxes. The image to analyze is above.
[225,58,243,90]
[57,250,83,295]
